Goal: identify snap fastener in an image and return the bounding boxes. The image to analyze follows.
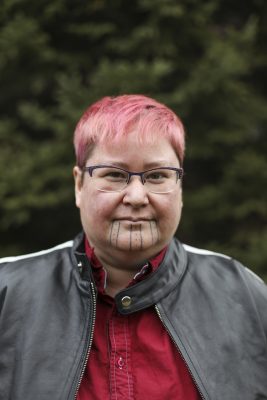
[121,296,132,308]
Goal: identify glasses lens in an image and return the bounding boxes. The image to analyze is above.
[143,168,178,193]
[92,167,128,192]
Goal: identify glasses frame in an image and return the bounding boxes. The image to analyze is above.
[82,164,184,193]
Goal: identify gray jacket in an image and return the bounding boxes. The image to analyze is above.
[0,233,267,399]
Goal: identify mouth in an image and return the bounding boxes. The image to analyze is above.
[115,218,152,223]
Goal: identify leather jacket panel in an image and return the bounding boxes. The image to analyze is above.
[0,234,266,399]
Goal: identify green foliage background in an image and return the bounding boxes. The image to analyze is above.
[0,0,266,280]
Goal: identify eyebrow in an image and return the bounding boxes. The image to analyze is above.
[99,160,179,169]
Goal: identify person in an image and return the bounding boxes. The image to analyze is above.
[0,95,266,400]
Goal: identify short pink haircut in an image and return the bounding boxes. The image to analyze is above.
[74,94,185,167]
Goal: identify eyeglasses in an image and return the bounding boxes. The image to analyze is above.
[82,165,183,194]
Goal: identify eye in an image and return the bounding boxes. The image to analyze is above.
[98,168,127,181]
[145,170,169,182]
[148,173,164,180]
[107,171,125,179]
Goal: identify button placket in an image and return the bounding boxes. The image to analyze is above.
[109,312,134,399]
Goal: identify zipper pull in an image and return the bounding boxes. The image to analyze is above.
[77,261,83,275]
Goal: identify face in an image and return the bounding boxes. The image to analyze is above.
[74,132,183,268]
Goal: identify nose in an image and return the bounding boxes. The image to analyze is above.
[122,176,149,207]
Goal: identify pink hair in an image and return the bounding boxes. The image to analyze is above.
[74,95,185,167]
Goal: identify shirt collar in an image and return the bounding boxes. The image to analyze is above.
[84,237,167,293]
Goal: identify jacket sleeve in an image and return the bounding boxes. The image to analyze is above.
[240,263,267,342]
[0,264,8,316]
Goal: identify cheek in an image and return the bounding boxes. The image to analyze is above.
[81,192,118,224]
[79,195,114,245]
[156,194,182,230]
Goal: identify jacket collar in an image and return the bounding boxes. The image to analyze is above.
[72,232,187,314]
[114,238,187,314]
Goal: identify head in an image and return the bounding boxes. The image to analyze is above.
[74,95,185,168]
[73,95,185,269]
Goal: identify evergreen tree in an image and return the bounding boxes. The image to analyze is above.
[0,0,266,279]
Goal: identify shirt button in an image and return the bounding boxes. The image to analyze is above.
[116,356,125,369]
[121,296,132,308]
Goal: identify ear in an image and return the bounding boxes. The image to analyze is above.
[179,184,183,208]
[73,166,83,208]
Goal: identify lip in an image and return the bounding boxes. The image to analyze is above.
[115,218,152,223]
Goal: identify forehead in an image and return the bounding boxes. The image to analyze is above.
[87,133,180,168]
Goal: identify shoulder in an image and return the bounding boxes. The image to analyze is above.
[172,239,266,288]
[0,240,73,265]
[180,239,267,308]
[168,239,267,337]
[0,240,78,316]
[182,243,231,260]
[0,240,74,284]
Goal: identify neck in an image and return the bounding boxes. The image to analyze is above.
[104,264,137,297]
[95,251,146,297]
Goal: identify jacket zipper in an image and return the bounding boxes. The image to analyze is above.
[155,305,206,400]
[74,282,97,399]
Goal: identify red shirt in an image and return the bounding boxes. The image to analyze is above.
[77,240,200,400]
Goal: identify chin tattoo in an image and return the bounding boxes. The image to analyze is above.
[129,224,143,251]
[109,220,120,247]
[149,220,159,245]
[109,220,159,251]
